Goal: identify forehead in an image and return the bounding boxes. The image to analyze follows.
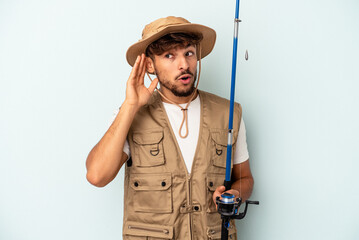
[161,44,196,53]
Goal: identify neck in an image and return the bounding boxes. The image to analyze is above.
[160,88,198,104]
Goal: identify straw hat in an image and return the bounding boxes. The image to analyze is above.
[126,16,216,66]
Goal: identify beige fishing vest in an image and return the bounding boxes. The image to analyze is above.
[123,90,241,240]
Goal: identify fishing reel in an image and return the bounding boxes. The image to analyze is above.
[216,193,259,220]
[216,192,259,239]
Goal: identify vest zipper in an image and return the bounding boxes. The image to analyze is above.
[187,174,193,240]
[127,225,170,235]
[188,92,204,240]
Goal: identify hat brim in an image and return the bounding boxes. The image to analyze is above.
[126,23,216,66]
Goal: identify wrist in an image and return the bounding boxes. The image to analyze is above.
[122,99,141,113]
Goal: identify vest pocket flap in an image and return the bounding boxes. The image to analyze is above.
[130,173,172,191]
[133,130,163,145]
[207,224,236,239]
[207,173,225,192]
[210,130,228,146]
[210,129,238,146]
[124,221,173,239]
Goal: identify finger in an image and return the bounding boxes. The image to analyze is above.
[212,191,220,201]
[129,55,141,81]
[139,54,147,85]
[215,185,226,193]
[137,54,145,78]
[212,191,222,210]
[148,78,159,93]
[212,186,225,202]
[225,189,240,199]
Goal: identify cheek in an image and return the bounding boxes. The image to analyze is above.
[155,67,171,79]
[190,60,198,71]
[159,64,176,76]
[189,57,197,65]
[156,60,173,70]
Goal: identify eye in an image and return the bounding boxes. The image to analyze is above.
[186,51,194,57]
[165,53,173,59]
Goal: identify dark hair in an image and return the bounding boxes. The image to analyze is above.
[145,32,203,59]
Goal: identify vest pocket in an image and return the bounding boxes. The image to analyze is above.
[130,173,172,213]
[133,130,165,167]
[210,129,238,169]
[210,129,229,168]
[206,173,226,213]
[207,224,237,239]
[124,221,174,239]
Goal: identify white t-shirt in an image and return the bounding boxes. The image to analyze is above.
[113,95,249,173]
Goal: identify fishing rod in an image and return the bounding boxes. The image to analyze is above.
[216,0,259,239]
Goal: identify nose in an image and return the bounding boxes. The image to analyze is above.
[177,55,189,71]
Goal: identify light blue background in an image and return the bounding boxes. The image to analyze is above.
[1,0,358,239]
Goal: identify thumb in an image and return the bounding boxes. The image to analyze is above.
[216,185,226,193]
[148,78,159,93]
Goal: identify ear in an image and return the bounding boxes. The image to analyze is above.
[146,57,155,74]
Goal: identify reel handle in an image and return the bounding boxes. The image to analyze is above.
[234,199,260,220]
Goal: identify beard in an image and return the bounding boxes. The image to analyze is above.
[155,69,197,97]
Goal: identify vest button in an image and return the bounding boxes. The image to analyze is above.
[134,182,139,187]
[161,181,166,187]
[209,182,214,187]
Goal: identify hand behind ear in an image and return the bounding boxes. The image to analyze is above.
[125,54,158,108]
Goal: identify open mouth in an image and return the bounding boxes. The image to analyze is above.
[178,75,192,84]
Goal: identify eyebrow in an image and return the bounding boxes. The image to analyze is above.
[160,44,195,57]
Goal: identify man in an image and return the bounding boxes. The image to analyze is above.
[86,16,254,239]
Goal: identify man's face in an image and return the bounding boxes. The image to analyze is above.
[149,45,198,99]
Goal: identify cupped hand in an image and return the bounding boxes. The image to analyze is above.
[125,54,159,108]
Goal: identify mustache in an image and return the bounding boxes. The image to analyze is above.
[175,70,194,80]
